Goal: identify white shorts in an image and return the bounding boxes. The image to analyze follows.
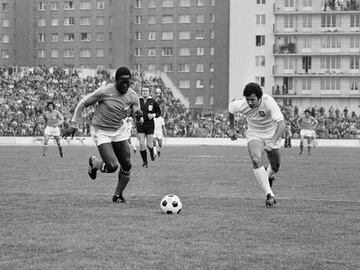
[153,132,163,140]
[300,129,316,138]
[246,129,282,149]
[44,126,60,137]
[91,125,131,146]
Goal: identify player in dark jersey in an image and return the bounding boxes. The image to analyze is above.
[62,66,143,203]
[137,85,161,168]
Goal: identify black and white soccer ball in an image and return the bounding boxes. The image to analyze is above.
[160,194,182,214]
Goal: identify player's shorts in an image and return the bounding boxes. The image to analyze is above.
[137,124,154,135]
[246,129,282,149]
[153,132,163,139]
[91,125,131,146]
[44,126,60,137]
[300,129,316,138]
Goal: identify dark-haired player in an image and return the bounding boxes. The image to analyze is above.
[43,101,64,158]
[228,82,285,207]
[137,85,161,167]
[62,66,143,203]
[297,109,318,156]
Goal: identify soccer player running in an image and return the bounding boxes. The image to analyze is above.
[137,85,161,167]
[43,101,64,158]
[153,114,166,157]
[228,82,285,207]
[62,67,143,203]
[297,109,318,156]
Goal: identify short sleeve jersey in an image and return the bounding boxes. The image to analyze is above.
[44,110,63,127]
[297,115,317,130]
[154,116,165,134]
[228,93,284,133]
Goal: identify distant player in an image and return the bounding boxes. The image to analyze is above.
[43,101,64,158]
[153,115,166,157]
[297,109,318,156]
[137,85,161,167]
[124,116,137,153]
[62,66,143,203]
[228,82,285,207]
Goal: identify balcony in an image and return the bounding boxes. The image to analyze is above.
[272,86,360,97]
[273,65,360,77]
[274,0,360,13]
[273,43,297,54]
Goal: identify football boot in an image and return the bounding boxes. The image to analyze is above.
[88,156,98,180]
[112,194,126,203]
[265,193,277,208]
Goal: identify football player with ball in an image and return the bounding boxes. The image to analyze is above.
[228,82,285,207]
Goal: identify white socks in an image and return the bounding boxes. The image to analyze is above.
[253,166,274,196]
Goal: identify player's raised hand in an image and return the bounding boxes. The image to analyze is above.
[134,110,144,126]
[229,129,237,141]
[62,127,77,139]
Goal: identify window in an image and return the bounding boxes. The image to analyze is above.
[80,17,91,25]
[96,32,104,41]
[303,0,312,7]
[256,14,265,25]
[135,32,142,40]
[80,1,91,9]
[321,36,341,49]
[320,78,340,91]
[80,33,91,41]
[135,48,142,56]
[1,34,9,43]
[209,80,214,88]
[179,15,190,24]
[2,19,10,27]
[180,0,191,7]
[209,63,214,72]
[148,32,156,40]
[302,15,312,28]
[96,17,104,25]
[210,47,215,55]
[162,64,173,72]
[210,30,215,39]
[51,2,59,10]
[51,33,58,42]
[179,31,190,40]
[38,33,46,42]
[256,56,265,66]
[64,33,75,42]
[39,2,46,10]
[149,0,156,8]
[179,64,190,72]
[320,56,341,69]
[148,48,156,56]
[303,36,312,49]
[135,0,142,8]
[256,35,265,46]
[256,76,265,87]
[96,49,104,57]
[51,49,58,58]
[162,0,173,8]
[285,0,294,7]
[64,17,75,26]
[302,78,312,91]
[196,14,205,23]
[64,1,74,10]
[148,16,156,24]
[179,47,190,56]
[38,18,46,27]
[179,80,190,88]
[80,49,91,57]
[257,0,266,4]
[210,14,215,23]
[1,49,9,58]
[196,0,204,7]
[350,14,360,28]
[210,0,215,6]
[196,64,204,72]
[284,15,294,28]
[321,14,337,28]
[38,49,46,58]
[2,2,9,11]
[350,56,360,70]
[196,47,204,56]
[64,49,75,57]
[350,79,359,90]
[162,32,173,40]
[350,36,360,49]
[162,15,173,24]
[161,47,173,56]
[148,64,156,71]
[134,64,142,71]
[195,30,205,40]
[51,18,59,26]
[195,96,203,105]
[196,80,204,88]
[97,0,104,9]
[302,56,312,72]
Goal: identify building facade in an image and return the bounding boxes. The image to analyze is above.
[0,0,230,111]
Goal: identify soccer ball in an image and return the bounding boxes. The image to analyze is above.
[160,194,182,214]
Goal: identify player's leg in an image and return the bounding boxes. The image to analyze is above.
[157,138,163,157]
[137,132,148,167]
[152,136,157,157]
[299,135,304,155]
[265,149,281,187]
[54,135,63,158]
[247,139,276,206]
[43,133,50,157]
[146,134,155,161]
[111,140,132,203]
[306,137,312,155]
[88,142,119,180]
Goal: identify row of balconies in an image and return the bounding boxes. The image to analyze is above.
[274,25,360,34]
[272,65,360,76]
[271,87,360,97]
[273,44,360,55]
[274,0,360,13]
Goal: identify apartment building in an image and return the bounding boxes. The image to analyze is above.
[0,0,230,111]
[230,0,360,112]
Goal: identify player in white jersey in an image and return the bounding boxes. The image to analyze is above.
[124,116,137,153]
[297,109,318,156]
[43,101,64,158]
[153,115,166,157]
[228,82,285,207]
[62,67,143,203]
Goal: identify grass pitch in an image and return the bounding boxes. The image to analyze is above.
[1,144,360,269]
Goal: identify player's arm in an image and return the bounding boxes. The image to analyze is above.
[271,119,286,145]
[228,99,240,140]
[43,114,48,127]
[162,121,167,136]
[296,116,303,129]
[57,111,64,126]
[312,116,318,129]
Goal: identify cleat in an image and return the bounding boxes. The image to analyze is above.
[112,194,126,203]
[150,154,156,161]
[268,176,275,188]
[60,152,63,158]
[142,162,148,168]
[88,156,98,180]
[157,151,161,157]
[265,193,277,207]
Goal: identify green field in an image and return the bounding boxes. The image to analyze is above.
[1,145,360,269]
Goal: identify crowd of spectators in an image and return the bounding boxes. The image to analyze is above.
[0,66,359,139]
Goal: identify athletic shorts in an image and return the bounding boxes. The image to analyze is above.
[137,124,154,135]
[300,129,316,138]
[246,129,282,149]
[44,126,60,137]
[91,125,130,146]
[153,132,163,139]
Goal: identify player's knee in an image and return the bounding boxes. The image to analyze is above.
[251,157,263,168]
[121,160,132,173]
[104,162,118,173]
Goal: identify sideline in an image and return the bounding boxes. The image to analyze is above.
[0,136,359,147]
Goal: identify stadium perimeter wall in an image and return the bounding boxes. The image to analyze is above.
[0,137,359,147]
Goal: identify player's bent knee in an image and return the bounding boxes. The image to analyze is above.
[104,162,118,173]
[251,157,263,168]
